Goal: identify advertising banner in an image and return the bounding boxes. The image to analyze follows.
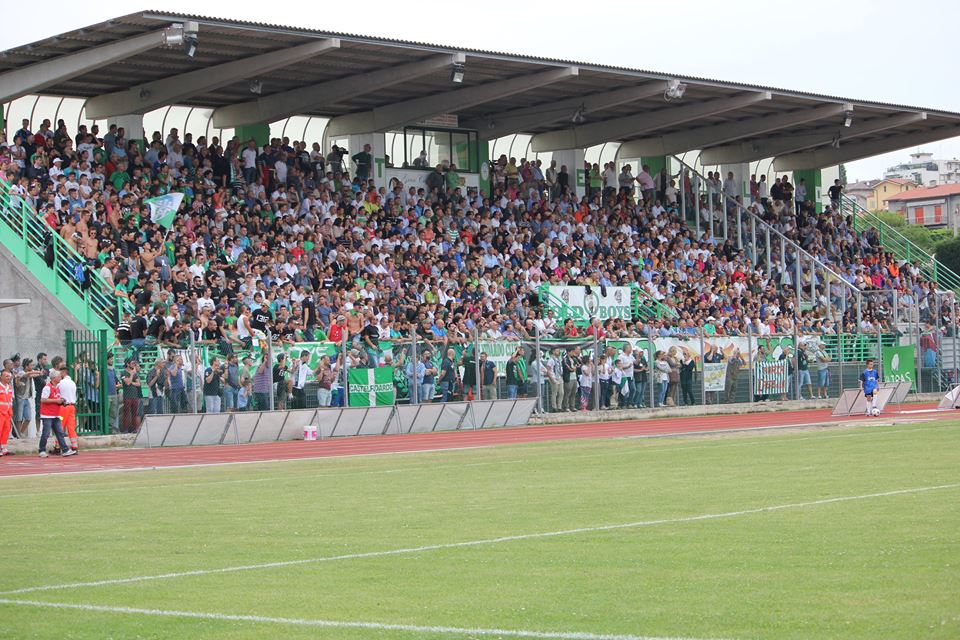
[882,345,916,391]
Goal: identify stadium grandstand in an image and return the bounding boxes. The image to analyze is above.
[1,11,959,436]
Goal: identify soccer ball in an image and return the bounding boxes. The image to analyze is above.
[871,407,881,417]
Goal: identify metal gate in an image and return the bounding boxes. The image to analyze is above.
[65,329,110,435]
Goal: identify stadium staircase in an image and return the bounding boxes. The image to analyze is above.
[671,157,862,320]
[0,177,129,334]
[839,195,960,293]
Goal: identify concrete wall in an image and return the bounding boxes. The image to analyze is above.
[0,241,85,361]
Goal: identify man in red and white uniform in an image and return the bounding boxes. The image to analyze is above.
[58,367,79,452]
[0,370,13,456]
[39,370,74,458]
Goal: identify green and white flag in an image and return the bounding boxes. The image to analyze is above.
[146,192,184,228]
[348,367,395,407]
[882,345,916,391]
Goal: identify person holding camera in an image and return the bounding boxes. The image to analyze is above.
[203,356,224,414]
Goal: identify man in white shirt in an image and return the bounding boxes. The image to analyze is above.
[291,350,311,409]
[242,140,259,185]
[57,368,79,452]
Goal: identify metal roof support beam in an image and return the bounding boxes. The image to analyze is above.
[212,53,463,129]
[773,122,960,171]
[84,39,340,119]
[704,112,928,164]
[325,66,579,138]
[529,92,771,152]
[463,82,669,141]
[0,28,174,103]
[618,103,848,158]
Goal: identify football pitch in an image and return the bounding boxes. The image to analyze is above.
[1,419,958,640]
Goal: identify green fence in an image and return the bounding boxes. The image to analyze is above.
[0,177,130,332]
[65,329,110,435]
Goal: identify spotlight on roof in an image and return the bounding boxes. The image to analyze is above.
[450,63,466,84]
[183,21,199,58]
[843,110,854,127]
[571,105,586,125]
[664,79,687,101]
[162,28,184,47]
[249,80,263,95]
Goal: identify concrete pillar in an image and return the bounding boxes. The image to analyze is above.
[235,123,270,147]
[793,168,823,212]
[721,162,751,199]
[552,148,585,199]
[348,133,386,186]
[110,114,145,153]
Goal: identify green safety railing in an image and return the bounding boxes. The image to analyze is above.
[631,285,679,321]
[841,195,960,293]
[0,177,131,332]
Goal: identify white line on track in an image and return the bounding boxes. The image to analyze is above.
[0,598,724,640]
[0,424,936,499]
[4,482,957,597]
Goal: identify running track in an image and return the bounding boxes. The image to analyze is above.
[0,405,936,478]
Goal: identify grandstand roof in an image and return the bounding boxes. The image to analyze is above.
[3,11,960,167]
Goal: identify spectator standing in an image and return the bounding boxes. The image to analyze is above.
[725,349,745,404]
[39,369,74,457]
[147,359,168,414]
[252,353,272,410]
[203,356,224,414]
[679,352,696,406]
[224,354,241,412]
[314,355,338,408]
[546,348,563,413]
[166,354,186,413]
[562,347,580,411]
[479,351,498,400]
[273,353,290,410]
[0,370,13,456]
[420,351,437,404]
[120,360,142,433]
[505,350,524,399]
[438,348,457,403]
[291,351,311,409]
[58,366,79,452]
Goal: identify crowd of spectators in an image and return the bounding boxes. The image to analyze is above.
[0,115,954,416]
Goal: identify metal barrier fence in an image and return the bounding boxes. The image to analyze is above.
[109,320,956,431]
[134,398,538,447]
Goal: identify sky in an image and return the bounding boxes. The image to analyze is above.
[3,0,958,182]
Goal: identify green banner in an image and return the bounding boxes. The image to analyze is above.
[882,345,916,391]
[348,367,395,406]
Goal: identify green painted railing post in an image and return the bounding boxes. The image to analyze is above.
[97,329,110,435]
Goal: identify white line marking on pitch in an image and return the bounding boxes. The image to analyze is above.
[4,482,957,597]
[0,424,936,499]
[0,598,723,640]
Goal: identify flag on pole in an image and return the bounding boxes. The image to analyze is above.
[146,192,185,228]
[348,367,395,407]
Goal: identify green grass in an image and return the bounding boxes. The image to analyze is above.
[1,420,959,640]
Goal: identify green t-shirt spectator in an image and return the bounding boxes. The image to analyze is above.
[446,170,460,190]
[352,151,372,179]
[110,169,130,191]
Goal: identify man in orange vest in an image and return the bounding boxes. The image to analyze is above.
[0,370,13,456]
[58,366,79,452]
[39,369,74,458]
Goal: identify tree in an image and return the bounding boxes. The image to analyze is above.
[935,238,960,276]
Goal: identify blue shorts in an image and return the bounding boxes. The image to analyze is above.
[863,386,877,398]
[14,397,32,422]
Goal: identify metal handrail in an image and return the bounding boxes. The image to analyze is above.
[841,194,960,293]
[672,156,861,303]
[0,177,131,328]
